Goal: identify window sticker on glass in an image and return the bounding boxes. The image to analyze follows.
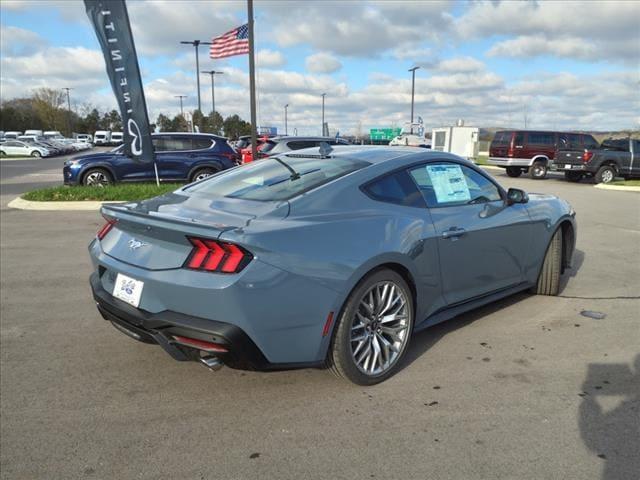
[426,164,471,204]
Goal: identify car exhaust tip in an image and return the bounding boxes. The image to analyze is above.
[199,356,224,371]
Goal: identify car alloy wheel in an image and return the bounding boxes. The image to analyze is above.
[85,171,110,187]
[529,161,547,179]
[350,281,410,376]
[600,168,614,184]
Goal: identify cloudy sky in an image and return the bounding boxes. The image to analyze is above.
[1,0,639,135]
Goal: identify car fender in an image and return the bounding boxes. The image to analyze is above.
[530,155,550,166]
[187,160,225,179]
[77,162,118,182]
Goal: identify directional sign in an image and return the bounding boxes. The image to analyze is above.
[370,128,402,141]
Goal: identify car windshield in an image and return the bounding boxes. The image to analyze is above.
[260,140,277,153]
[186,155,370,201]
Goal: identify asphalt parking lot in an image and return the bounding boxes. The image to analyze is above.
[1,156,638,480]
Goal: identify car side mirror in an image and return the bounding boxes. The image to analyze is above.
[507,188,528,205]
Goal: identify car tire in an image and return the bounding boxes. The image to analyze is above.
[531,228,562,296]
[506,167,522,178]
[190,167,218,183]
[82,168,113,187]
[31,151,42,158]
[0,150,6,157]
[528,161,547,179]
[564,171,583,183]
[327,269,414,385]
[595,165,616,184]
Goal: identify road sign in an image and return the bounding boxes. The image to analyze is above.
[370,128,401,141]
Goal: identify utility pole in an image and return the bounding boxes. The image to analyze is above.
[284,104,289,135]
[180,40,213,113]
[321,93,326,136]
[408,66,420,133]
[201,70,224,115]
[174,95,187,117]
[247,0,258,162]
[63,87,72,136]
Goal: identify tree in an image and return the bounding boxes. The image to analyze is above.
[210,111,224,135]
[156,114,172,132]
[32,87,66,132]
[171,114,188,132]
[77,108,101,134]
[103,110,122,131]
[223,114,251,139]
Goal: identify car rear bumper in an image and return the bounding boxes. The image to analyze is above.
[91,272,322,371]
[550,163,588,172]
[488,157,532,167]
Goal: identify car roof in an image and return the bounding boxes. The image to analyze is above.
[271,136,345,142]
[281,145,470,166]
[152,132,228,140]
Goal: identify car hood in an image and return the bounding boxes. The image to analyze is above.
[70,151,118,163]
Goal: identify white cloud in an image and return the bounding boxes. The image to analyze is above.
[0,25,46,56]
[456,0,640,63]
[256,49,286,68]
[432,56,486,73]
[305,52,342,74]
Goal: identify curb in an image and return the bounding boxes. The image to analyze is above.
[8,197,127,211]
[594,184,640,192]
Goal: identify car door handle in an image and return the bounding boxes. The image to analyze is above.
[442,227,466,240]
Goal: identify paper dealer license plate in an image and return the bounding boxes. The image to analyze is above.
[564,164,573,169]
[113,273,144,308]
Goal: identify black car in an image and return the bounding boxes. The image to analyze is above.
[63,133,238,186]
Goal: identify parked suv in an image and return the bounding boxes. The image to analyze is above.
[554,137,640,183]
[489,130,599,179]
[63,133,238,186]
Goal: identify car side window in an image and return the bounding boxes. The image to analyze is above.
[409,163,502,208]
[363,171,426,208]
[514,132,525,147]
[192,137,214,150]
[288,141,316,150]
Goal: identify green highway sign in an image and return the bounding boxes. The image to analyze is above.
[370,128,402,141]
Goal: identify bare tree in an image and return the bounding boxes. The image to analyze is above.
[32,88,66,130]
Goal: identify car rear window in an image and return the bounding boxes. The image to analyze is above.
[363,171,425,208]
[186,156,370,201]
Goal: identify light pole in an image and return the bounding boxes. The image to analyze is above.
[284,104,289,135]
[201,70,224,115]
[321,93,326,136]
[63,87,72,136]
[174,95,187,117]
[180,40,213,113]
[408,66,420,133]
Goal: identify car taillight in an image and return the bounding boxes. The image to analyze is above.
[185,237,253,273]
[97,215,117,240]
[582,151,594,163]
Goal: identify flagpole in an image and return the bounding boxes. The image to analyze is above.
[247,0,258,163]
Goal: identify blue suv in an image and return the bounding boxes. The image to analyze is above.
[63,133,238,186]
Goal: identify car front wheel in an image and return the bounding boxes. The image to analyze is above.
[528,161,547,179]
[532,228,562,296]
[83,168,113,187]
[31,151,42,158]
[327,269,414,385]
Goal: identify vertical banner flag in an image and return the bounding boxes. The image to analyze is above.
[84,0,154,164]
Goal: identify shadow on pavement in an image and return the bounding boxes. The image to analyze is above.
[403,253,585,369]
[578,355,640,480]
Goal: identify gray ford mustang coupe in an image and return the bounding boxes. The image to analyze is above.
[89,146,576,385]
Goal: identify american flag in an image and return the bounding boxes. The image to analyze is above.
[210,24,249,59]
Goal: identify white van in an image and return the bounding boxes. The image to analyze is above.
[94,131,111,145]
[44,131,63,139]
[25,129,44,137]
[4,131,22,140]
[110,132,123,145]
